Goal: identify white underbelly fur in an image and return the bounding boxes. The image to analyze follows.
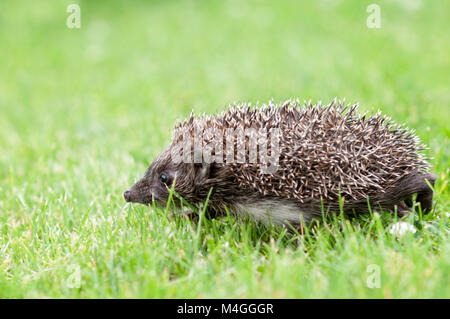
[235,200,308,226]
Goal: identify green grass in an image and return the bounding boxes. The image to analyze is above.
[0,0,449,298]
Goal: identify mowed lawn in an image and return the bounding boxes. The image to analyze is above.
[0,0,449,298]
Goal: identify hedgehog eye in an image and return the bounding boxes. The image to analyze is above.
[159,173,169,185]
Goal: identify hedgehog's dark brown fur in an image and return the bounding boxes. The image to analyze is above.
[125,99,435,227]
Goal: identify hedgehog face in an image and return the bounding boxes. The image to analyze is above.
[124,168,175,206]
[124,146,205,208]
[124,147,177,205]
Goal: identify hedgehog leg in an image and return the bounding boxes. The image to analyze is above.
[404,196,413,208]
[395,201,411,218]
[415,173,436,213]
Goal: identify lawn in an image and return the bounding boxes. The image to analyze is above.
[0,0,449,298]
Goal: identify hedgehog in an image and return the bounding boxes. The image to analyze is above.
[124,99,435,228]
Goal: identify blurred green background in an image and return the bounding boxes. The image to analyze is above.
[0,0,449,298]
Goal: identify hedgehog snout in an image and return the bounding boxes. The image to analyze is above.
[124,187,142,203]
[123,186,152,204]
[123,189,132,202]
[123,179,144,203]
[124,177,158,205]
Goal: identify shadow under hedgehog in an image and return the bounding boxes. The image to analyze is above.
[124,99,435,229]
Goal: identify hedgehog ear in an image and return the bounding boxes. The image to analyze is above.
[194,163,211,185]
